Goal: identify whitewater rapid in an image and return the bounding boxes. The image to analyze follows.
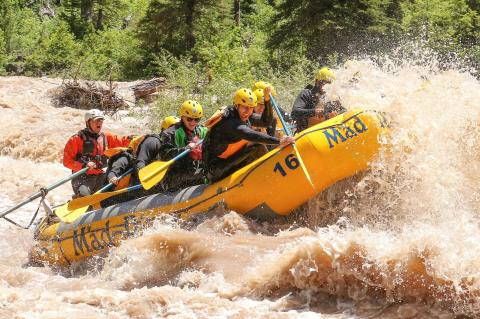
[0,61,479,318]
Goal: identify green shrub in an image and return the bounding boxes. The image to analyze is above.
[24,20,80,75]
[77,29,143,80]
[401,0,480,69]
[0,5,45,72]
[0,30,6,72]
[145,53,314,131]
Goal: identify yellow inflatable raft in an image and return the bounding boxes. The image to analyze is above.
[31,109,389,266]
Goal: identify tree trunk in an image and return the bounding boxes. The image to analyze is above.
[96,0,105,31]
[96,8,104,30]
[184,0,196,50]
[80,0,93,23]
[234,0,240,26]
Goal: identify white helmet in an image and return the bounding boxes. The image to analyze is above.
[85,109,105,122]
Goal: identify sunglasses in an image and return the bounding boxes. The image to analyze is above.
[238,104,255,109]
[185,117,200,122]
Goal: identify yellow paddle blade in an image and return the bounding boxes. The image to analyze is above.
[292,144,315,189]
[63,206,90,223]
[58,205,90,223]
[54,202,78,220]
[138,160,172,190]
[66,187,131,211]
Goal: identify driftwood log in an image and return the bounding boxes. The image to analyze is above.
[131,77,166,103]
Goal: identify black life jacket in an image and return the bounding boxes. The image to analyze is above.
[75,129,108,167]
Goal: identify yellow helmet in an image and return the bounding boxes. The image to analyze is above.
[252,81,277,96]
[160,115,179,131]
[253,88,265,104]
[315,67,335,82]
[233,88,257,108]
[179,100,203,118]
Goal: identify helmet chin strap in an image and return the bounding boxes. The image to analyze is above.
[86,121,93,131]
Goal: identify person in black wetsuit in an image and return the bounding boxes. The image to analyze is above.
[153,100,207,192]
[291,67,346,133]
[202,87,295,183]
[99,115,180,207]
[105,115,179,188]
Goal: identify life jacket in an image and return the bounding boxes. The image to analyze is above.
[204,106,249,160]
[204,107,227,129]
[252,112,285,138]
[115,175,131,190]
[174,126,208,147]
[173,125,207,161]
[218,140,249,159]
[253,126,267,134]
[75,129,108,167]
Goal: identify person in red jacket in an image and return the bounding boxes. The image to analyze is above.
[63,109,131,197]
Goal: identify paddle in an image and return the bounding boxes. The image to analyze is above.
[66,184,143,211]
[138,140,203,190]
[269,94,315,188]
[0,167,89,220]
[55,168,134,221]
[98,168,134,193]
[60,140,203,220]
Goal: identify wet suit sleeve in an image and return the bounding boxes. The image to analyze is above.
[63,135,84,172]
[291,90,316,119]
[267,117,277,136]
[107,155,131,180]
[135,136,162,170]
[278,105,292,122]
[158,130,188,161]
[234,122,280,145]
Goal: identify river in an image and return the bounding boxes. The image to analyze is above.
[0,60,479,318]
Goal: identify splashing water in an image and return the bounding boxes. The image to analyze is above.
[0,57,479,319]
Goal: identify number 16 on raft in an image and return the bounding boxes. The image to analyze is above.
[273,153,300,177]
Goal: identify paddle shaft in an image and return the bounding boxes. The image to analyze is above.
[269,94,315,188]
[67,184,143,210]
[269,95,293,136]
[98,168,134,193]
[141,140,203,183]
[56,169,136,221]
[0,167,89,219]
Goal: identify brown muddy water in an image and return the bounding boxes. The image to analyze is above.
[0,62,479,319]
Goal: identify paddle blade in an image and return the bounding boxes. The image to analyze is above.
[63,206,90,223]
[55,203,89,222]
[67,188,130,211]
[292,144,315,189]
[55,202,77,220]
[55,184,142,222]
[138,160,171,190]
